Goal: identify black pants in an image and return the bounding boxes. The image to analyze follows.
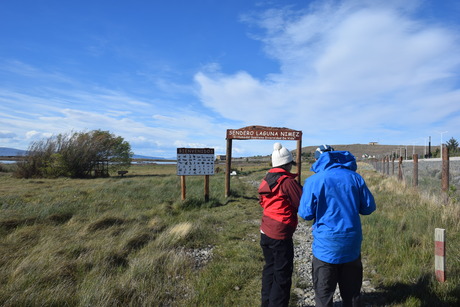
[312,255,363,307]
[260,233,294,307]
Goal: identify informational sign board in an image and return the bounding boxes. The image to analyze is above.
[226,126,302,141]
[177,148,215,176]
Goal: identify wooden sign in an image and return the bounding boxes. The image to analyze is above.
[177,148,215,176]
[224,126,303,197]
[226,125,302,141]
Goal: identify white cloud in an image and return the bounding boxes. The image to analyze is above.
[25,130,40,139]
[195,0,460,146]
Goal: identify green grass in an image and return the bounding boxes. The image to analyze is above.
[362,172,460,306]
[0,163,265,306]
[0,163,459,306]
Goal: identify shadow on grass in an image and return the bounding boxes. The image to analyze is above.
[226,190,258,201]
[360,274,460,306]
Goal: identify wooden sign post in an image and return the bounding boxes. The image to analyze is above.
[225,125,302,197]
[177,148,214,201]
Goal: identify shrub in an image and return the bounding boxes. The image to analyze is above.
[15,130,132,178]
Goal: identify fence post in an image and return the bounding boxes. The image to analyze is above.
[413,154,418,187]
[382,157,385,174]
[392,156,395,176]
[442,145,449,193]
[386,156,390,175]
[435,228,446,282]
[398,157,403,181]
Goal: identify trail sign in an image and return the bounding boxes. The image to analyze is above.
[177,148,214,176]
[225,126,303,197]
[177,148,215,201]
[226,126,302,141]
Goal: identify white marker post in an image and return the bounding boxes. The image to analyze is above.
[434,228,446,282]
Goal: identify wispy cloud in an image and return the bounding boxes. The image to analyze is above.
[195,0,460,145]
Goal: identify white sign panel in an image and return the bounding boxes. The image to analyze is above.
[177,148,215,176]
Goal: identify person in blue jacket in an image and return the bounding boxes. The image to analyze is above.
[298,145,376,307]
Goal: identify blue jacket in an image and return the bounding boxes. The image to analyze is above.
[298,151,376,264]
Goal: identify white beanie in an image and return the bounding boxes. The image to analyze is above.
[271,142,293,167]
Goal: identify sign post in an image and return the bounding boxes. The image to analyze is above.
[177,148,215,201]
[225,126,302,197]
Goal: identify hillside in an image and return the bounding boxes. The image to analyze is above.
[0,147,27,156]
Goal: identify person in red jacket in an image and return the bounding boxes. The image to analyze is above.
[258,142,303,307]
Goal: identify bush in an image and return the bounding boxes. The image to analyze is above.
[15,130,132,178]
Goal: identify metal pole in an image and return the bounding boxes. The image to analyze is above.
[440,131,448,158]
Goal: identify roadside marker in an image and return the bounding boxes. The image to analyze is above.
[435,228,446,282]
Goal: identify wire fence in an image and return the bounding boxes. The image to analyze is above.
[370,146,460,201]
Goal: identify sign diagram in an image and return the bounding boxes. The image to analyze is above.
[177,148,215,176]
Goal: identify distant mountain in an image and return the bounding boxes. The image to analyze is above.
[0,147,169,160]
[0,147,27,156]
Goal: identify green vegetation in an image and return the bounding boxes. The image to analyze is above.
[15,130,132,179]
[361,172,460,306]
[446,137,459,156]
[0,162,459,306]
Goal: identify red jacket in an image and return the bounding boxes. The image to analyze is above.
[258,168,302,240]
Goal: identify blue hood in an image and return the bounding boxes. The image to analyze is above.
[311,151,357,173]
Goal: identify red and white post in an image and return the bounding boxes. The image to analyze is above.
[435,228,446,282]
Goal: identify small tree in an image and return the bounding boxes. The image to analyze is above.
[446,137,459,156]
[16,130,132,178]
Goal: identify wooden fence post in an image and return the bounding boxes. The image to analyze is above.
[398,157,403,181]
[386,156,390,176]
[413,154,418,187]
[435,228,446,282]
[391,156,395,176]
[442,145,449,193]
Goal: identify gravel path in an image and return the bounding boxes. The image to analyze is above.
[293,221,377,306]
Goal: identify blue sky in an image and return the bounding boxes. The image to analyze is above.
[1,0,460,158]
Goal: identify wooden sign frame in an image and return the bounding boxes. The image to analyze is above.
[177,148,214,201]
[225,125,302,197]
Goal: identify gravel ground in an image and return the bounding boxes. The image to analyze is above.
[293,221,377,306]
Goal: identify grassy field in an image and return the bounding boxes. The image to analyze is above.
[1,162,459,306]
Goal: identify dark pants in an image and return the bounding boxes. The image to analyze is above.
[260,233,294,307]
[312,255,363,307]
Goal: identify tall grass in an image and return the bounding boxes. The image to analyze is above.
[361,172,460,306]
[1,163,459,306]
[0,163,265,306]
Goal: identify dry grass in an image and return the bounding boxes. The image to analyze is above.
[361,171,460,306]
[1,163,459,306]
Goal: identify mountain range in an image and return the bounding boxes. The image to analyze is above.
[0,147,164,160]
[0,147,27,156]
